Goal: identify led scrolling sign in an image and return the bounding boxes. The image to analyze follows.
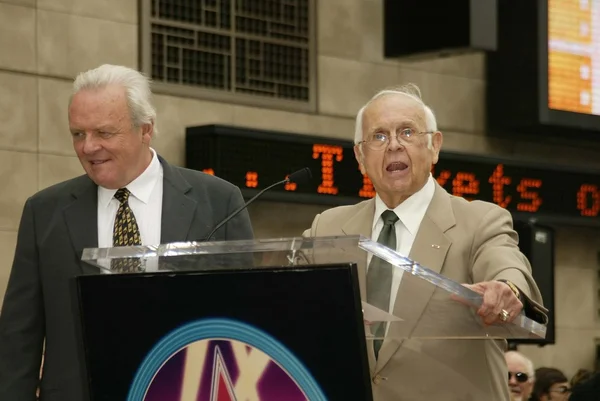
[185,126,600,225]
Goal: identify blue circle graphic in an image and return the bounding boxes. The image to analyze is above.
[126,318,327,401]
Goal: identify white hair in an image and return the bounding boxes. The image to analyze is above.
[505,351,535,379]
[71,64,158,136]
[354,83,437,149]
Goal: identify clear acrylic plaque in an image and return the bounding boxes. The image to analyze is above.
[81,235,547,341]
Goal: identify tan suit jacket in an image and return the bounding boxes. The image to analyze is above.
[303,182,546,401]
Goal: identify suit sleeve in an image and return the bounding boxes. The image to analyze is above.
[223,186,254,241]
[302,213,321,237]
[469,206,549,324]
[0,198,45,400]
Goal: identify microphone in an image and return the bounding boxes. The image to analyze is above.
[205,168,312,241]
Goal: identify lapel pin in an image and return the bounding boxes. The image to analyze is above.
[431,244,440,249]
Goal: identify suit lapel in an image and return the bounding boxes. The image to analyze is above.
[63,177,99,272]
[159,157,199,243]
[62,157,199,274]
[375,182,456,371]
[339,199,376,373]
[341,199,375,300]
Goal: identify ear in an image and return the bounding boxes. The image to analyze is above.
[141,122,154,145]
[354,144,366,174]
[431,131,443,164]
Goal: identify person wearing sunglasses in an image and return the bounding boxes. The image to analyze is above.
[531,367,571,401]
[506,351,535,401]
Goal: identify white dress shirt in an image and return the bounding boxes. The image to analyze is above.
[97,149,164,270]
[369,174,436,312]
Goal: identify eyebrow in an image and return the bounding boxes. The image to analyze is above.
[69,126,119,134]
[370,121,418,133]
[96,125,119,132]
[396,119,418,128]
[369,127,386,134]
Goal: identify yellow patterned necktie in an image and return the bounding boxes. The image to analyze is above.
[111,188,142,272]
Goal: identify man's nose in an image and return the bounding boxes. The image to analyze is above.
[82,135,101,154]
[387,135,404,151]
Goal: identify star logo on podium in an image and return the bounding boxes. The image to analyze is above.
[138,321,322,401]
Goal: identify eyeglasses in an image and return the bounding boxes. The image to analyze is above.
[357,128,433,151]
[508,372,529,383]
[550,386,571,395]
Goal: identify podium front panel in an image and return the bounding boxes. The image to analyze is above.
[72,264,373,401]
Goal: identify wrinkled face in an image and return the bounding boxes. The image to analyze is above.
[506,356,533,401]
[69,85,153,189]
[354,94,442,208]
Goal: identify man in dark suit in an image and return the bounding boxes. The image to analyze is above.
[0,64,254,401]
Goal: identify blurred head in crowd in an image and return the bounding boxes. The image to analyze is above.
[570,368,592,389]
[506,351,535,401]
[570,370,600,401]
[531,367,570,401]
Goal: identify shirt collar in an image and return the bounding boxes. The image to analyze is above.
[373,174,436,236]
[98,148,162,208]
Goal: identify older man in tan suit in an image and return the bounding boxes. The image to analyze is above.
[303,84,548,400]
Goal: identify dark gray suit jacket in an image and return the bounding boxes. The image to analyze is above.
[0,156,254,401]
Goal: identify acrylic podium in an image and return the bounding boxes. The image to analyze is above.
[72,235,546,401]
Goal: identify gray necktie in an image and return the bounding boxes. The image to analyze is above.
[367,210,399,358]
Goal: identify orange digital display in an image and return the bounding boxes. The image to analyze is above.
[358,172,376,198]
[548,0,600,115]
[245,171,258,188]
[313,144,343,195]
[186,125,600,225]
[284,175,297,191]
[450,172,480,201]
[577,184,600,216]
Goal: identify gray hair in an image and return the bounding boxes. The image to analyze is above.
[354,83,437,149]
[505,351,535,379]
[71,64,158,136]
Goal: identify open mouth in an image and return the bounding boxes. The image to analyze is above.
[90,160,109,165]
[386,162,408,172]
